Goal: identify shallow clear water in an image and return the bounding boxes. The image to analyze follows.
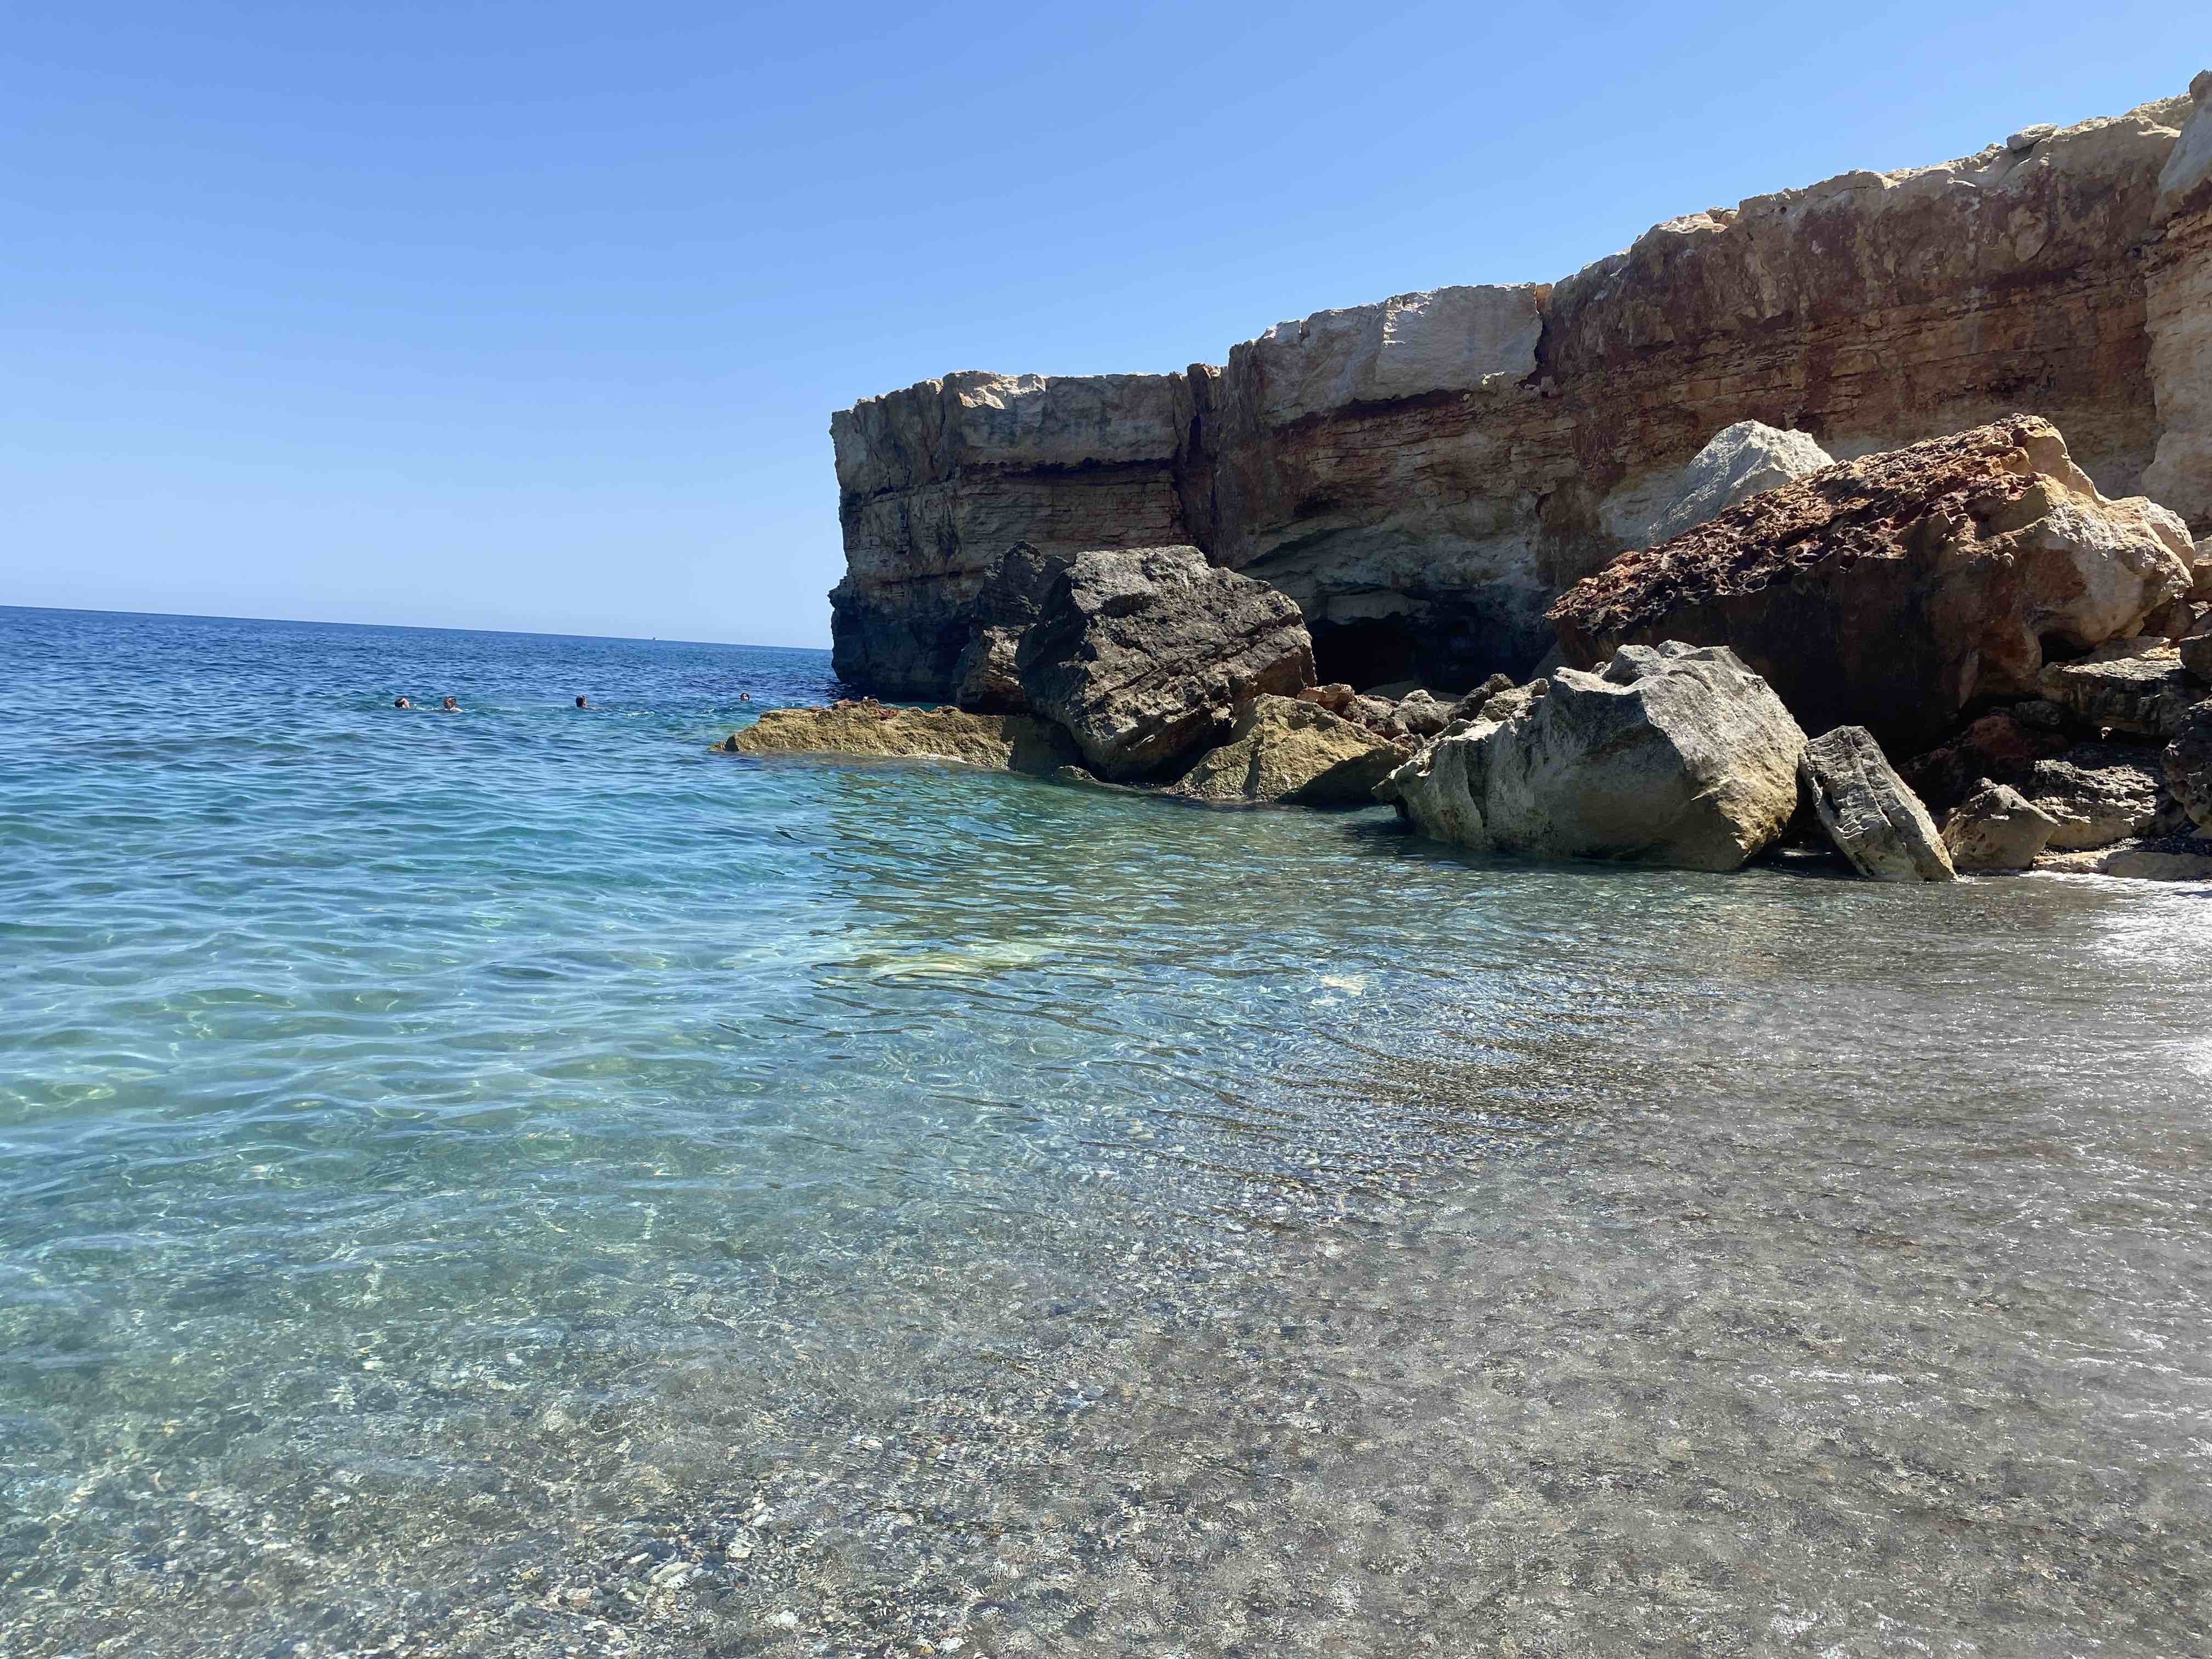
[2,605,2209,1656]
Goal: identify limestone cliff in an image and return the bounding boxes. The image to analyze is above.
[830,82,2209,700]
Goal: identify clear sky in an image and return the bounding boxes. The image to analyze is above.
[3,4,2200,646]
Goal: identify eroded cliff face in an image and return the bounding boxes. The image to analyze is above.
[830,82,2210,699]
[2144,72,2212,526]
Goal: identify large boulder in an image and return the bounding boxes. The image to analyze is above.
[2022,743,2169,848]
[1377,642,1807,872]
[951,542,1074,714]
[1016,545,1316,781]
[722,704,1079,775]
[2035,638,2205,737]
[2165,702,2212,831]
[1942,782,2061,872]
[1798,726,1956,882]
[1548,417,2197,752]
[1163,696,1414,806]
[1646,421,1836,545]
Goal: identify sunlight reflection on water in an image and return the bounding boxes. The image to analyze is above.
[3,608,2210,1655]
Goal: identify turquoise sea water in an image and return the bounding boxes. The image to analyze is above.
[3,605,2210,1656]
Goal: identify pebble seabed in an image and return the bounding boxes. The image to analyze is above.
[13,859,2211,1659]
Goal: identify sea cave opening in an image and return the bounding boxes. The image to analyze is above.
[1308,616,1431,693]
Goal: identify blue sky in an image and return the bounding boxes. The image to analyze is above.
[2,3,2200,646]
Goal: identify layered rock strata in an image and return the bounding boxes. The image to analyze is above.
[832,82,2209,700]
[2035,639,2201,737]
[2143,73,2212,524]
[1797,726,1956,882]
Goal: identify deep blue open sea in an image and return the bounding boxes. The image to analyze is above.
[3,605,2210,1657]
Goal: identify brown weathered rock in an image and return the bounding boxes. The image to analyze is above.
[1015,545,1315,781]
[1161,696,1413,806]
[2098,842,2212,881]
[1548,418,2193,751]
[831,84,2207,701]
[2036,638,2205,737]
[1900,712,2075,814]
[1942,783,2061,872]
[1797,726,1956,882]
[723,705,1079,774]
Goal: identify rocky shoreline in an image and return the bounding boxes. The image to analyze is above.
[736,411,2212,884]
[749,74,2212,885]
[828,74,2212,702]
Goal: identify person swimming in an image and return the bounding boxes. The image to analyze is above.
[393,696,411,709]
[574,695,588,709]
[440,696,460,713]
[740,692,751,702]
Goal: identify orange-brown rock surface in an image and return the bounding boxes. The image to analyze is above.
[830,81,2209,702]
[1546,418,2193,750]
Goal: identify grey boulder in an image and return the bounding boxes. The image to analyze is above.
[1798,726,1956,881]
[1940,782,2060,872]
[1646,420,1835,545]
[952,542,1075,714]
[1378,642,1806,872]
[1016,545,1316,781]
[1385,691,1453,740]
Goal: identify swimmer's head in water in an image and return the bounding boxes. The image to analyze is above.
[740,692,751,702]
[441,697,459,712]
[394,697,411,709]
[575,695,588,708]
